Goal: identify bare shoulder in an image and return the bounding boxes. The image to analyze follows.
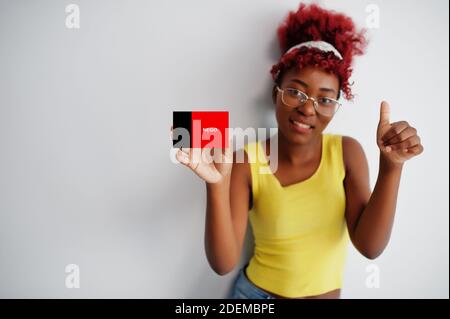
[232,146,251,187]
[342,135,367,172]
[231,146,253,209]
[342,135,364,151]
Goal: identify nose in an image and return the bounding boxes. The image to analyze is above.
[296,98,316,116]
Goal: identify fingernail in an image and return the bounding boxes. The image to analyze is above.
[386,146,391,152]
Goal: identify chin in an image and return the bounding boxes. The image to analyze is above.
[281,126,315,145]
[280,128,313,145]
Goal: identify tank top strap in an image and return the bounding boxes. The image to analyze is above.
[322,134,345,180]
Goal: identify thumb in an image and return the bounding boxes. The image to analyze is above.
[379,101,390,126]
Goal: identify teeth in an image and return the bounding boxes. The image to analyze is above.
[292,120,311,129]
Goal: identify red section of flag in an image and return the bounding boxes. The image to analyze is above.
[191,111,229,148]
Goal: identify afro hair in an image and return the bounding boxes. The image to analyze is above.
[270,3,367,100]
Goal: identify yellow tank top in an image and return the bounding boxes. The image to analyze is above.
[244,133,349,298]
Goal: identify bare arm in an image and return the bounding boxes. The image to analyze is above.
[204,153,251,275]
[343,101,424,259]
[173,135,251,275]
[343,136,403,259]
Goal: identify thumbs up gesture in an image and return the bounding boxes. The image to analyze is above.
[377,101,424,165]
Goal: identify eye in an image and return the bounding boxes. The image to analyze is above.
[318,97,335,105]
[286,88,301,96]
[286,88,307,101]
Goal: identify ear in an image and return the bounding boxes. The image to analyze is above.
[272,85,278,105]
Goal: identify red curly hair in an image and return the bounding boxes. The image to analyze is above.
[270,3,367,100]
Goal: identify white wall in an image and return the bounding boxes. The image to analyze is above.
[0,0,448,298]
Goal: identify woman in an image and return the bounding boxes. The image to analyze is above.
[173,3,423,299]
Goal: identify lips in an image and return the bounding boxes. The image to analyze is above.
[289,117,315,129]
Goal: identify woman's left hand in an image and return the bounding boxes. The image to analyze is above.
[376,101,424,165]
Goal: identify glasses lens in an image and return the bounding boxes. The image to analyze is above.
[280,88,341,117]
[317,98,340,116]
[282,88,308,108]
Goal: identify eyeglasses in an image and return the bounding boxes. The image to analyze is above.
[276,86,341,117]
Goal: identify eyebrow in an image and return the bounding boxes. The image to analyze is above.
[288,79,337,94]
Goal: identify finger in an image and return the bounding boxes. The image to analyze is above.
[176,149,191,165]
[213,149,233,165]
[208,134,234,163]
[190,147,203,165]
[383,127,417,146]
[379,101,390,126]
[211,147,222,163]
[381,121,410,143]
[201,147,214,165]
[179,147,196,163]
[176,149,201,171]
[405,144,424,156]
[179,146,191,156]
[387,135,421,151]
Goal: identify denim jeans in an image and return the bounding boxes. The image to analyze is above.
[227,264,276,299]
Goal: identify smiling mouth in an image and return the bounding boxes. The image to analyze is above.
[289,119,314,129]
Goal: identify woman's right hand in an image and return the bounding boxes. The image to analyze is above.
[171,126,233,184]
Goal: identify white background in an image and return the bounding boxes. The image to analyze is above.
[0,0,448,298]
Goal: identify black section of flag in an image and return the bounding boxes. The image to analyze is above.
[172,111,192,148]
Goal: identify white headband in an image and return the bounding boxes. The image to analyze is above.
[285,40,343,60]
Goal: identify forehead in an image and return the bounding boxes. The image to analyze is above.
[282,66,339,90]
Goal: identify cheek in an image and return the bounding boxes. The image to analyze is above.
[275,106,289,127]
[316,116,332,131]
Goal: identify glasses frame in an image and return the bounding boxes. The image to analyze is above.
[276,86,342,117]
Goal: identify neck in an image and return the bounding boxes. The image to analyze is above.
[277,132,322,165]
